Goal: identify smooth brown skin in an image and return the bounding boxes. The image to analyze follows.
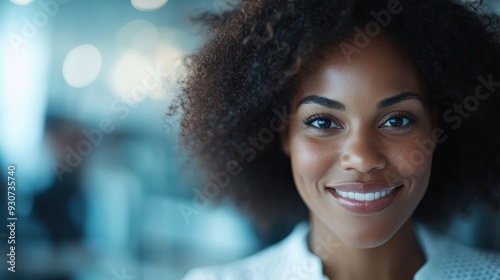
[281,37,434,279]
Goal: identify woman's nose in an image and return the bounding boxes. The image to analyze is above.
[339,129,387,173]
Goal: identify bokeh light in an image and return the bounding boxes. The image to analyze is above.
[131,0,168,12]
[62,44,102,88]
[115,20,159,52]
[109,50,152,98]
[9,0,34,6]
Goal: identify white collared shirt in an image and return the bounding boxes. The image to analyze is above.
[183,223,500,280]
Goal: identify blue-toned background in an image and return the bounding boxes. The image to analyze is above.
[1,0,500,279]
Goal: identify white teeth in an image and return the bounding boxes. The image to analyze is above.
[335,188,395,202]
[365,193,375,201]
[355,193,364,200]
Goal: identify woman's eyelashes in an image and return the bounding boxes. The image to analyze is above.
[303,114,341,132]
[379,112,418,131]
[303,112,418,133]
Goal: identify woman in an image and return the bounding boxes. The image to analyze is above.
[174,0,500,279]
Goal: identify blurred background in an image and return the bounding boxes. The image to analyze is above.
[1,0,500,279]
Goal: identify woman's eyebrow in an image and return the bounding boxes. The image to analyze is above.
[296,95,346,110]
[377,92,424,109]
[296,91,423,111]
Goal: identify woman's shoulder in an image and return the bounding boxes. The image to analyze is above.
[181,223,325,280]
[415,225,500,279]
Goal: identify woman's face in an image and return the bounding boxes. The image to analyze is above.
[282,37,435,248]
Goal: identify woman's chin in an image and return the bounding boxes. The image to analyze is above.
[336,226,401,249]
[342,236,393,249]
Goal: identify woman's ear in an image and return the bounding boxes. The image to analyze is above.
[280,126,290,156]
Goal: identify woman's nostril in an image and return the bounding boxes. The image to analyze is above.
[340,151,387,173]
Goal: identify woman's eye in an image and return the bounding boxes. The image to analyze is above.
[305,116,340,130]
[380,114,416,129]
[383,117,409,127]
[311,119,334,129]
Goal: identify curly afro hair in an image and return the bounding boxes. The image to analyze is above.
[172,0,500,233]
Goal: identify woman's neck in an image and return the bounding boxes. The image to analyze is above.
[308,216,426,280]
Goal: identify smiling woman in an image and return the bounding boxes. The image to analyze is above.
[173,0,500,279]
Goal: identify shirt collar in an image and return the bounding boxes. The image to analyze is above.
[283,222,443,280]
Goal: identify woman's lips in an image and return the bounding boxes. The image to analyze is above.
[326,182,403,214]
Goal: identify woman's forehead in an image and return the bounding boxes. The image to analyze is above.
[295,36,428,106]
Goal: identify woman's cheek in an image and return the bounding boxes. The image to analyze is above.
[290,136,337,186]
[392,137,434,179]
